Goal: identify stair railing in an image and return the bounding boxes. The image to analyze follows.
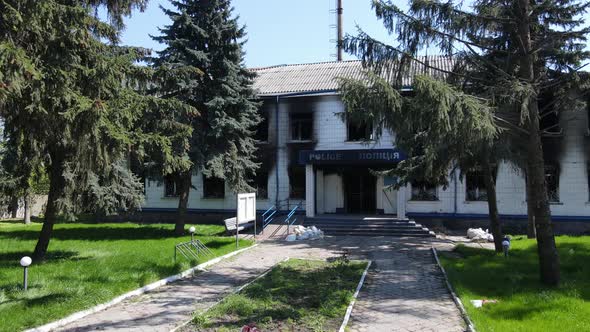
[285,202,302,235]
[262,205,279,234]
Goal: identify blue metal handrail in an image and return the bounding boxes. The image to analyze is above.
[285,203,301,234]
[262,205,279,231]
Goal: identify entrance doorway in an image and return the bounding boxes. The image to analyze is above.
[343,170,376,213]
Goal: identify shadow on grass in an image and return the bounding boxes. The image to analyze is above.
[441,238,590,318]
[0,224,229,242]
[0,250,82,267]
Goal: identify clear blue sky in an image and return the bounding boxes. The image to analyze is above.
[119,0,394,67]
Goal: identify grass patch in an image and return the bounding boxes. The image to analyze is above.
[191,258,367,332]
[0,222,252,332]
[440,236,590,332]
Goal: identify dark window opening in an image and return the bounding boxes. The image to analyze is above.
[411,181,438,201]
[164,175,180,197]
[289,166,306,199]
[545,164,559,202]
[255,111,269,142]
[347,119,373,141]
[466,168,497,201]
[250,171,268,199]
[203,175,225,199]
[290,113,313,141]
[539,91,561,135]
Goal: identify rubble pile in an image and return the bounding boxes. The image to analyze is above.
[466,228,494,242]
[285,225,324,241]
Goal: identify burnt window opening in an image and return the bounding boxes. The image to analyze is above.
[539,91,561,135]
[410,181,438,201]
[289,166,306,199]
[545,164,560,202]
[164,175,180,197]
[466,168,497,201]
[290,113,313,141]
[250,171,268,199]
[254,111,269,142]
[203,175,225,199]
[347,118,373,141]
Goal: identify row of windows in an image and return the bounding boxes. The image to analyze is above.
[164,173,269,199]
[162,165,563,203]
[410,166,561,202]
[255,112,374,143]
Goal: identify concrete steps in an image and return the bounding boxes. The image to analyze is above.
[304,216,435,237]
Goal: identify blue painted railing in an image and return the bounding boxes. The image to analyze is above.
[285,203,301,234]
[262,205,278,230]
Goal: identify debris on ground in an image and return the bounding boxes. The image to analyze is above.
[466,228,494,242]
[285,225,324,241]
[470,299,499,308]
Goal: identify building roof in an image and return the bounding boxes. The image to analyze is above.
[251,56,456,97]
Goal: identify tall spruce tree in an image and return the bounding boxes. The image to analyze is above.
[341,0,590,285]
[152,0,260,235]
[0,0,196,259]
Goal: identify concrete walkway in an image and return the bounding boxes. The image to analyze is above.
[55,237,465,332]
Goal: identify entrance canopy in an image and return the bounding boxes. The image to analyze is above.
[298,149,406,165]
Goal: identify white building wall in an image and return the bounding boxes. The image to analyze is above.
[143,93,590,219]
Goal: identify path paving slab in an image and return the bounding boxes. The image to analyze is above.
[53,237,464,332]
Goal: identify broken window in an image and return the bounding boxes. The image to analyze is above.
[203,175,225,199]
[347,118,373,141]
[410,181,438,201]
[545,164,559,202]
[290,113,313,141]
[164,175,179,197]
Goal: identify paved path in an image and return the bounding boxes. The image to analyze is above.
[56,237,465,332]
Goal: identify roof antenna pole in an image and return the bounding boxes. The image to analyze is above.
[337,0,343,61]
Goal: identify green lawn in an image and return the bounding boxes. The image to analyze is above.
[191,258,368,332]
[439,236,590,332]
[0,222,253,332]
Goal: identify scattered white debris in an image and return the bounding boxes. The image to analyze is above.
[466,228,494,242]
[470,299,498,308]
[285,225,324,241]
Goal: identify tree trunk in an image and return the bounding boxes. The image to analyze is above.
[23,193,31,224]
[174,171,192,236]
[9,196,18,218]
[32,159,64,260]
[525,165,536,238]
[483,162,503,253]
[517,0,560,286]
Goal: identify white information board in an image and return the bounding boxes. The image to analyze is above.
[236,193,256,223]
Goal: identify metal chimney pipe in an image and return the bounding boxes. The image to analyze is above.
[337,0,343,61]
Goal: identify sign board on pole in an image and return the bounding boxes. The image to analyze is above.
[237,193,256,223]
[236,193,256,247]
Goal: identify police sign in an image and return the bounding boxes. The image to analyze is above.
[299,149,406,165]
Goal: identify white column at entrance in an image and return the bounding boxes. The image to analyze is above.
[305,164,315,217]
[397,184,407,220]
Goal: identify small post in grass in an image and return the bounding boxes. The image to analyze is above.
[189,226,196,243]
[502,236,511,257]
[20,256,32,291]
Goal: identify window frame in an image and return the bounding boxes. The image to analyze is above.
[410,181,438,201]
[289,112,313,142]
[544,164,560,203]
[465,167,497,202]
[163,175,179,198]
[346,117,374,142]
[202,175,225,199]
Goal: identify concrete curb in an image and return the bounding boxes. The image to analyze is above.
[431,247,476,332]
[25,244,259,332]
[169,256,289,332]
[339,260,372,332]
